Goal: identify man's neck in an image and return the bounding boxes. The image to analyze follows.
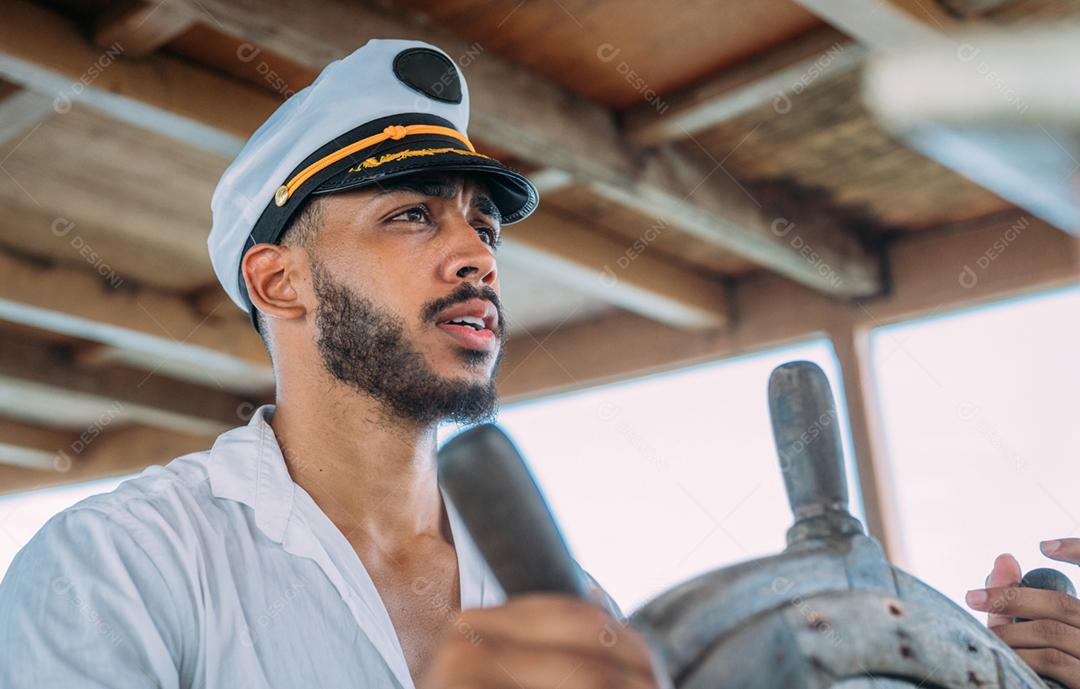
[268,381,449,559]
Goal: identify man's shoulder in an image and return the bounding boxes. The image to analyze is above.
[68,449,214,519]
[0,456,224,686]
[40,448,231,558]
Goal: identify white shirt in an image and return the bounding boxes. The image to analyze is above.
[0,405,579,689]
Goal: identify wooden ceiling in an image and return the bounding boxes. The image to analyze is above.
[681,69,1014,230]
[0,0,1078,495]
[0,104,225,289]
[378,0,824,109]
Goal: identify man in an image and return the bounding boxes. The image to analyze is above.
[0,39,660,688]
[967,540,1080,688]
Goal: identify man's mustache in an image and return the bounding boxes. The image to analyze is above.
[422,283,504,334]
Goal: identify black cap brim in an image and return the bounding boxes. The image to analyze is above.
[312,147,539,225]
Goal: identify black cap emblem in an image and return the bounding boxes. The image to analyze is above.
[392,48,462,104]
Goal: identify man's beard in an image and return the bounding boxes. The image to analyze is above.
[311,261,506,425]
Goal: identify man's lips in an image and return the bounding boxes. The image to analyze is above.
[434,298,499,351]
[437,323,497,350]
[434,298,498,331]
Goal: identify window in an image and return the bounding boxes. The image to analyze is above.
[470,338,862,612]
[872,285,1080,609]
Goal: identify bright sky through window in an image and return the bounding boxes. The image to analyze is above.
[872,285,1080,611]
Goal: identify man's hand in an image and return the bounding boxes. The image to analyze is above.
[966,541,1080,688]
[420,594,664,689]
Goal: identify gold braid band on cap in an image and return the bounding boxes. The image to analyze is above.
[347,147,492,172]
[274,124,476,207]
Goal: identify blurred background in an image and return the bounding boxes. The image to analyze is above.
[0,0,1078,614]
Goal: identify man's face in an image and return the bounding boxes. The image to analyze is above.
[304,174,507,425]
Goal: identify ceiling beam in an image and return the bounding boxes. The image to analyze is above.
[864,29,1080,132]
[0,0,269,156]
[94,0,199,58]
[0,424,213,495]
[0,86,54,146]
[596,146,882,297]
[0,0,882,299]
[0,248,273,392]
[0,327,262,436]
[498,211,1080,400]
[795,0,1080,233]
[624,27,867,147]
[506,210,730,330]
[794,0,958,52]
[0,419,75,471]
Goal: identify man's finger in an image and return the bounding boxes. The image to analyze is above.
[967,586,1080,628]
[993,619,1080,658]
[986,553,1022,627]
[1013,648,1080,689]
[1043,539,1080,567]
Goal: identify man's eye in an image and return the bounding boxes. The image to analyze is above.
[392,205,430,223]
[477,226,500,248]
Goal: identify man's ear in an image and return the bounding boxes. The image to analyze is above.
[241,243,310,322]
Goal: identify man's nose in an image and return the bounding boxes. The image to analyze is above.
[440,220,497,287]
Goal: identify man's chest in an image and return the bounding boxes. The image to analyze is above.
[364,546,462,679]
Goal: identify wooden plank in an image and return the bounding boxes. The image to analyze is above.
[0,87,54,146]
[864,30,1080,131]
[0,194,215,293]
[0,106,226,292]
[828,324,908,565]
[0,78,18,101]
[0,425,212,495]
[0,443,61,471]
[625,27,867,146]
[0,0,272,156]
[0,327,261,436]
[685,68,1013,230]
[0,419,76,471]
[528,168,576,196]
[598,146,883,297]
[0,248,273,392]
[504,210,730,329]
[541,186,756,276]
[94,1,198,58]
[794,0,956,51]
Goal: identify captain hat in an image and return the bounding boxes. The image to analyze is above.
[207,38,539,320]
